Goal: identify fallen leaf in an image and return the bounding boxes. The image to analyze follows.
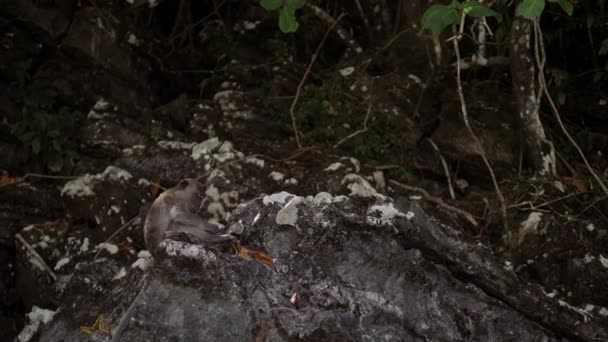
[0,175,25,187]
[81,314,111,335]
[563,177,588,193]
[150,178,162,198]
[234,243,274,269]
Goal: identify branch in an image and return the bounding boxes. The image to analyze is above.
[333,82,374,149]
[15,233,57,281]
[532,20,608,195]
[451,14,509,229]
[389,180,478,227]
[427,138,455,200]
[289,13,346,148]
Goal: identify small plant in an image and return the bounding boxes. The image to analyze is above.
[10,86,80,173]
[528,184,546,203]
[260,0,305,33]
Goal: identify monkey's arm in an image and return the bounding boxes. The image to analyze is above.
[168,213,237,244]
[172,211,222,234]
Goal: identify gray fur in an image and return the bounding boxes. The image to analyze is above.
[143,178,236,255]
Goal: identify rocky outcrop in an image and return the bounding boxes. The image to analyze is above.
[31,189,607,341]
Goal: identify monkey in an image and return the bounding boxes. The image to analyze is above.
[143,178,237,256]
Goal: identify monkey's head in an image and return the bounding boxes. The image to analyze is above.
[175,178,204,212]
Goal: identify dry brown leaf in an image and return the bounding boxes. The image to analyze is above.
[80,314,110,335]
[0,175,25,187]
[149,178,162,198]
[234,243,274,269]
[563,177,588,193]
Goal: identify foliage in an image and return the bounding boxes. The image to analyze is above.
[421,0,574,36]
[421,0,498,35]
[9,86,80,173]
[260,0,306,33]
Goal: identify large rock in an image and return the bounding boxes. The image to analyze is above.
[34,190,608,341]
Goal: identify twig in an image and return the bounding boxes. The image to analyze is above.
[333,82,374,149]
[257,147,316,163]
[15,233,57,281]
[427,138,455,200]
[451,15,509,229]
[94,216,139,259]
[305,5,361,53]
[575,194,608,218]
[509,192,583,210]
[354,0,371,39]
[389,179,478,226]
[532,20,608,195]
[25,173,79,180]
[289,14,345,148]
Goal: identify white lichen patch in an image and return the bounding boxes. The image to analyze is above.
[339,66,355,77]
[505,212,543,247]
[345,157,361,172]
[584,253,595,264]
[113,267,127,280]
[61,166,132,198]
[366,202,406,226]
[53,257,70,271]
[276,196,303,226]
[599,254,608,269]
[161,240,218,264]
[213,90,254,119]
[305,192,348,205]
[191,138,217,160]
[157,140,196,150]
[205,184,220,201]
[263,191,295,205]
[341,174,385,199]
[127,33,140,46]
[269,171,285,182]
[213,141,238,162]
[17,306,56,342]
[372,171,386,190]
[61,175,95,197]
[79,237,90,253]
[96,243,119,255]
[324,162,344,172]
[521,212,543,234]
[558,300,593,322]
[245,156,265,168]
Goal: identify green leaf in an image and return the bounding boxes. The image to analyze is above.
[285,0,305,10]
[517,0,546,19]
[421,4,460,35]
[279,7,299,33]
[461,1,498,17]
[260,0,283,11]
[557,0,573,16]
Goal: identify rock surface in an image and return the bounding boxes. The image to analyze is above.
[34,190,607,341]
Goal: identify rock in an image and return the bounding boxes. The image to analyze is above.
[0,0,71,41]
[36,192,608,341]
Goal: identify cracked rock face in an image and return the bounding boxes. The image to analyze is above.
[35,192,608,342]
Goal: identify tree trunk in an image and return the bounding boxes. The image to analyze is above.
[510,15,556,176]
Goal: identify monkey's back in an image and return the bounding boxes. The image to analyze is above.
[144,190,176,254]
